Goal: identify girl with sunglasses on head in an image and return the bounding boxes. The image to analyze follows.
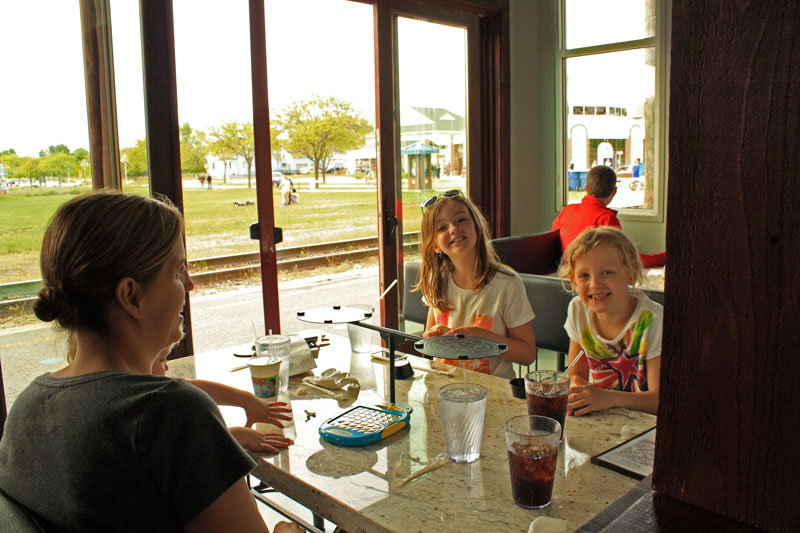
[416,191,536,377]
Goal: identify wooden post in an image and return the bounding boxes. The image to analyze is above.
[139,0,193,358]
[654,2,800,530]
[79,0,121,190]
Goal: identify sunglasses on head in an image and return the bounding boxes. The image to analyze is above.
[420,189,464,211]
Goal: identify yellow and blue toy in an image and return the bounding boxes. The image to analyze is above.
[319,404,410,446]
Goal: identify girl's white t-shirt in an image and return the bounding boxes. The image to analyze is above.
[564,292,663,391]
[428,269,535,378]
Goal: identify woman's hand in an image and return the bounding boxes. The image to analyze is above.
[243,397,293,428]
[229,427,293,454]
[567,382,614,416]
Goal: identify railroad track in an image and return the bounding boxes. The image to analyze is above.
[0,233,420,315]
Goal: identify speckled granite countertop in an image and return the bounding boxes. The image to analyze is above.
[168,330,655,533]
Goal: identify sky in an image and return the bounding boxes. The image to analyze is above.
[0,0,468,158]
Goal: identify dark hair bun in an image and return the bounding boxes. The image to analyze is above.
[33,286,76,327]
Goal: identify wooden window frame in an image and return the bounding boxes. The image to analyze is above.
[80,0,509,343]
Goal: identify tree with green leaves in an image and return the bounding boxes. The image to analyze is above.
[206,137,233,184]
[40,153,78,185]
[18,156,43,185]
[39,144,71,157]
[121,139,148,176]
[179,122,208,175]
[208,121,255,188]
[270,123,283,167]
[274,95,372,184]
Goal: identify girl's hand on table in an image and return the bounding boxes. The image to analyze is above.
[422,324,450,338]
[567,382,613,416]
[229,427,293,454]
[244,397,293,428]
[446,325,488,337]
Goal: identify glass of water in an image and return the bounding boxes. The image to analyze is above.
[438,382,488,463]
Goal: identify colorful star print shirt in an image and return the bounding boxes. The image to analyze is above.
[564,293,662,392]
[427,269,535,378]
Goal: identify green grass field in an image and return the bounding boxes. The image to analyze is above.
[0,180,433,284]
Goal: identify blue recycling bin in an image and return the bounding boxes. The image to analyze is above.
[568,170,588,190]
[578,170,588,190]
[568,171,579,191]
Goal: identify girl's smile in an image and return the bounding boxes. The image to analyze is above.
[572,245,633,317]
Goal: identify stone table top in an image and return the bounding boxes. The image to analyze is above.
[167,329,655,533]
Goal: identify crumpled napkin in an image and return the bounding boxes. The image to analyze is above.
[289,336,316,376]
[528,517,567,533]
[300,368,360,399]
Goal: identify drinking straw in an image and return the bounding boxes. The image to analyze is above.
[558,349,585,382]
[370,279,398,310]
[502,394,511,423]
[251,321,258,340]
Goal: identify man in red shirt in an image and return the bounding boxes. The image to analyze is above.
[552,165,665,268]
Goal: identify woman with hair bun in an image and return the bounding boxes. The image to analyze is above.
[0,191,300,533]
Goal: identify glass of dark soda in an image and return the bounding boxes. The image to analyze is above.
[504,415,561,508]
[525,370,570,441]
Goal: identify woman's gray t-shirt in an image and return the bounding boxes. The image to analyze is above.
[0,371,256,531]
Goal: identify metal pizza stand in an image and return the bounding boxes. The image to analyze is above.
[296,305,508,407]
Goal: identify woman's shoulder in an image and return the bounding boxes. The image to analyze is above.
[36,372,210,409]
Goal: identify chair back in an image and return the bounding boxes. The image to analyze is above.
[491,230,562,275]
[402,261,428,327]
[521,275,573,357]
[642,288,665,306]
[0,489,44,533]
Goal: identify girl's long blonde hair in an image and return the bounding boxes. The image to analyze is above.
[414,195,507,311]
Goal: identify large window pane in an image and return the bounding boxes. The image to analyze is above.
[397,18,468,326]
[266,0,376,245]
[565,48,655,210]
[110,0,147,187]
[565,0,654,49]
[0,1,92,286]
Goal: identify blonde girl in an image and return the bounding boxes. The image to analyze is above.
[558,226,662,415]
[416,190,536,378]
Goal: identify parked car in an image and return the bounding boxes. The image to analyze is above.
[272,171,285,187]
[615,165,632,178]
[325,162,347,174]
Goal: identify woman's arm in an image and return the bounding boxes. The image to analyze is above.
[446,320,536,366]
[568,356,660,416]
[189,379,292,428]
[184,478,302,533]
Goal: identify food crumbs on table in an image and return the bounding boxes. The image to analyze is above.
[304,410,316,422]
